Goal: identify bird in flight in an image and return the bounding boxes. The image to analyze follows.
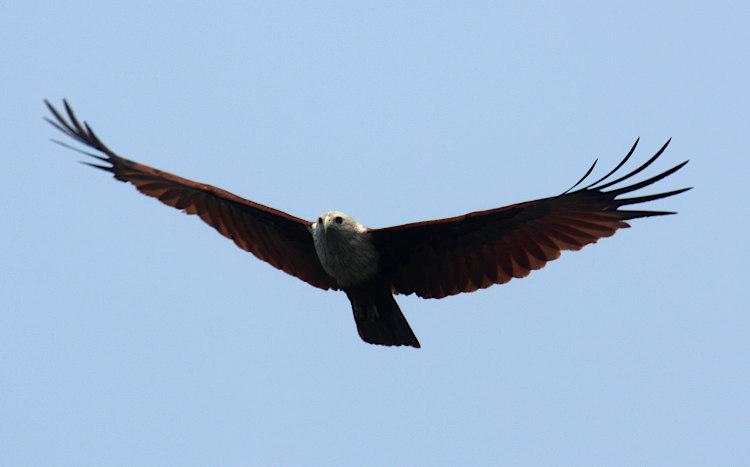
[45,100,690,348]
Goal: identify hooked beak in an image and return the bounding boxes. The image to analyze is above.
[323,216,332,231]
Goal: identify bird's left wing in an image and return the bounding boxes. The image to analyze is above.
[45,100,338,291]
[370,140,690,299]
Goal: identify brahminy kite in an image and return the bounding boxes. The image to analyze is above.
[45,100,690,348]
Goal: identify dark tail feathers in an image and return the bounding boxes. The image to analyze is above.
[348,293,420,348]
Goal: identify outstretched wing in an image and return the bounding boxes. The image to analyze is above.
[371,139,690,299]
[45,99,338,291]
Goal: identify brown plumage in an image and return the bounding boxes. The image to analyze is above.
[45,99,690,348]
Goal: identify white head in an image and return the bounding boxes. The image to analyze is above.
[312,211,366,236]
[311,211,379,286]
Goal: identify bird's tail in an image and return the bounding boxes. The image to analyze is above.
[347,291,420,348]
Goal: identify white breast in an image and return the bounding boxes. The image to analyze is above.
[311,220,380,287]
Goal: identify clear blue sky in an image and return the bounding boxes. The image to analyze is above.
[3,1,748,465]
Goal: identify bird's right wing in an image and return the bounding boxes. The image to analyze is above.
[370,140,690,299]
[45,99,338,291]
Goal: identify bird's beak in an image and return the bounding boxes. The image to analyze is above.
[323,216,332,231]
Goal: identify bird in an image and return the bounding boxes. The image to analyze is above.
[45,99,690,348]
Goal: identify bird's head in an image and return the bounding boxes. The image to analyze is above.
[312,211,372,243]
[315,211,365,235]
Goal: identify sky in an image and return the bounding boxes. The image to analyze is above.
[2,1,749,465]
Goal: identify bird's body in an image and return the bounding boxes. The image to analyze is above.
[312,211,420,346]
[45,100,690,348]
[312,212,379,287]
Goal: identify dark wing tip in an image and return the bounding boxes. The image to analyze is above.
[584,137,641,190]
[562,137,646,195]
[79,160,115,172]
[563,139,689,219]
[562,158,598,194]
[45,99,124,171]
[591,138,674,192]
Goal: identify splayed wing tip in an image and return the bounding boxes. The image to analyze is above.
[563,158,598,194]
[79,161,114,171]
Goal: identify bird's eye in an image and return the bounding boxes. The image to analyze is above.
[318,217,323,224]
[335,216,343,224]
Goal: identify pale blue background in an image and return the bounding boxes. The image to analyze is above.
[2,1,748,465]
